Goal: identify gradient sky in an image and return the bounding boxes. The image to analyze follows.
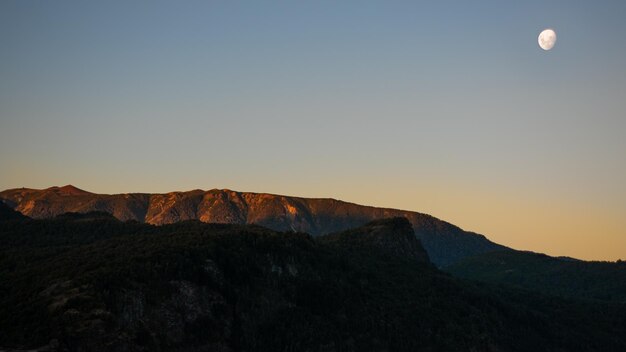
[1,1,625,261]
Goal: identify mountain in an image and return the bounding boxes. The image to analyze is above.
[319,217,430,264]
[446,250,626,303]
[1,216,625,351]
[0,186,506,266]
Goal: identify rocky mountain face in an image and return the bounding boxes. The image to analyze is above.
[0,185,506,266]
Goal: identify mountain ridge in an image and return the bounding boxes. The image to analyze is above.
[0,185,507,266]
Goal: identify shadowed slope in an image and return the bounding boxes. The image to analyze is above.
[1,216,625,351]
[446,250,626,303]
[0,201,28,221]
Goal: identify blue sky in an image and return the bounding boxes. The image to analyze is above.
[1,1,625,260]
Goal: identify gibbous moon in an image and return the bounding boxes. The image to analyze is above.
[538,29,557,51]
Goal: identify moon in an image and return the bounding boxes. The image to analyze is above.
[538,29,557,51]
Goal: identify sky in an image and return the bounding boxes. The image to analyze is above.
[1,0,625,261]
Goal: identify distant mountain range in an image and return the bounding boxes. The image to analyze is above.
[0,185,506,267]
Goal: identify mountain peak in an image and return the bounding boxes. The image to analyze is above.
[321,217,431,264]
[47,185,91,196]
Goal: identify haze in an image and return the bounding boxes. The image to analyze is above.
[1,1,625,261]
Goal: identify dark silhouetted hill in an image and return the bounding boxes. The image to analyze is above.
[0,201,28,221]
[446,250,626,303]
[1,216,625,351]
[320,217,430,264]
